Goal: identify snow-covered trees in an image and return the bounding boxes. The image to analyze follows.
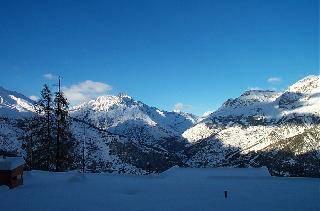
[23,82,77,172]
[22,84,53,170]
[53,84,76,171]
[39,84,54,170]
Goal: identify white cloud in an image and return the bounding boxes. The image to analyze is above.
[267,77,282,84]
[44,73,58,80]
[173,102,192,112]
[63,80,112,105]
[29,95,39,101]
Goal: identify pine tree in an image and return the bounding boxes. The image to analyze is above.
[21,117,36,170]
[53,77,76,171]
[22,84,54,171]
[22,81,78,172]
[38,84,54,170]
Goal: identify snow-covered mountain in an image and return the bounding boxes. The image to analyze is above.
[0,75,319,177]
[183,75,320,177]
[0,88,197,174]
[69,94,199,173]
[0,88,145,173]
[0,87,35,118]
[70,94,197,146]
[0,87,36,154]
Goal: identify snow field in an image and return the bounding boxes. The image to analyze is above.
[0,168,319,211]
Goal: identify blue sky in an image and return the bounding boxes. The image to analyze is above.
[0,0,318,115]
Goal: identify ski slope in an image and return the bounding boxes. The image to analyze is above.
[0,168,319,211]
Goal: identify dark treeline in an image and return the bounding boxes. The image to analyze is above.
[22,80,78,172]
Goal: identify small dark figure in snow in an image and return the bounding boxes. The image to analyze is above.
[146,162,151,174]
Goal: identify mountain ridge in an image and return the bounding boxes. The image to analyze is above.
[0,75,319,177]
[182,75,319,177]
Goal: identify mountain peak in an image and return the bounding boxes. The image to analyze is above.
[239,89,278,101]
[287,75,319,94]
[241,89,276,96]
[79,95,123,112]
[200,75,319,122]
[0,86,35,118]
[117,92,132,100]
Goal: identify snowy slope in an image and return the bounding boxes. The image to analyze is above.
[70,120,146,174]
[190,75,320,128]
[0,88,145,174]
[0,169,319,211]
[183,75,320,142]
[0,76,319,176]
[0,88,193,174]
[183,75,320,177]
[0,86,35,118]
[68,94,198,172]
[0,87,35,155]
[0,118,24,154]
[70,94,197,146]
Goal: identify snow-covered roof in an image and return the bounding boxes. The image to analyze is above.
[0,157,25,171]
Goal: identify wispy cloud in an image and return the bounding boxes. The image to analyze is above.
[44,73,58,80]
[63,80,112,105]
[173,102,192,112]
[267,77,282,84]
[29,95,39,101]
[247,86,262,91]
